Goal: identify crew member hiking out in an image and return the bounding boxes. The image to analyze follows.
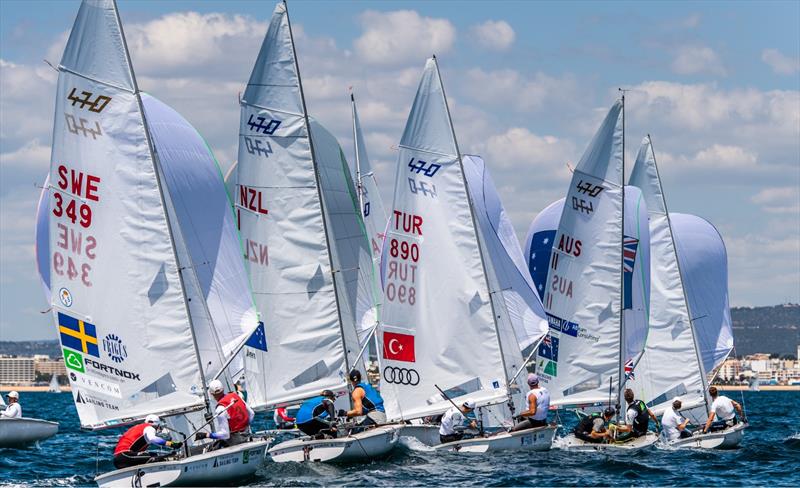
[113,415,182,469]
[511,374,550,432]
[295,390,337,439]
[439,400,478,444]
[340,369,386,427]
[615,388,659,441]
[702,386,746,434]
[574,408,615,443]
[194,379,254,448]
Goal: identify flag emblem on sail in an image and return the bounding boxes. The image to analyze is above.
[245,322,268,352]
[538,335,559,361]
[58,312,99,357]
[624,357,635,380]
[383,332,415,363]
[623,236,639,309]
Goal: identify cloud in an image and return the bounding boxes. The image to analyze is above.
[484,127,575,176]
[751,186,800,214]
[671,45,727,76]
[471,20,515,51]
[354,10,456,65]
[463,68,582,113]
[0,139,50,170]
[761,48,800,75]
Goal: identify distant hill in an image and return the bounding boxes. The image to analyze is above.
[731,304,799,357]
[0,340,61,358]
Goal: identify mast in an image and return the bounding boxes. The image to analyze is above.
[283,1,352,379]
[435,56,512,388]
[649,135,711,411]
[617,90,626,415]
[111,0,211,414]
[351,92,365,218]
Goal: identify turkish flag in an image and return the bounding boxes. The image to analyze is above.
[383,332,415,363]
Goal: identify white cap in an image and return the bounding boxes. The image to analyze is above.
[6,391,19,399]
[208,379,224,395]
[145,414,161,425]
[462,400,476,409]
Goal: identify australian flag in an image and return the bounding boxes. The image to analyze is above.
[538,335,559,362]
[245,322,268,352]
[622,236,639,310]
[528,230,556,301]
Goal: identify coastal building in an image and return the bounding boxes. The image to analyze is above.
[34,355,67,378]
[0,355,36,385]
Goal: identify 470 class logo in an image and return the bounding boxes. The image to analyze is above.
[408,158,441,178]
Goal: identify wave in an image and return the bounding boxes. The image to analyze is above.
[784,433,800,450]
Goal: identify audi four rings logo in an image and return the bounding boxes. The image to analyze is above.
[383,366,420,385]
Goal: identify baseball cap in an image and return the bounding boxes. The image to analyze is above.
[527,373,540,386]
[462,400,476,409]
[208,379,224,395]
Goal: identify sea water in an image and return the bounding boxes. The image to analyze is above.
[2,391,798,486]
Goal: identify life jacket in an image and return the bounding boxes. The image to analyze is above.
[114,423,149,455]
[295,396,332,425]
[218,392,249,433]
[355,382,385,413]
[629,400,650,435]
[575,412,602,435]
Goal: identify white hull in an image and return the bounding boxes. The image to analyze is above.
[0,417,59,447]
[558,431,658,452]
[396,424,441,446]
[434,425,557,454]
[667,422,746,449]
[268,425,399,463]
[94,439,270,488]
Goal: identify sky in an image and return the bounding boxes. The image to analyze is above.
[1,0,798,341]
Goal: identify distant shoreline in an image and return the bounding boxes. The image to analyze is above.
[716,385,800,391]
[0,386,70,392]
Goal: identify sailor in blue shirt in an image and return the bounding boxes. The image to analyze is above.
[295,390,337,438]
[340,369,386,427]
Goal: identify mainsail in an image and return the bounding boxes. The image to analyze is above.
[48,0,204,428]
[238,2,363,409]
[380,58,521,421]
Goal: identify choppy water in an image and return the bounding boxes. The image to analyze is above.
[2,391,798,486]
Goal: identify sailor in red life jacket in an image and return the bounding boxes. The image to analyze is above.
[194,379,255,447]
[273,407,295,429]
[113,415,182,469]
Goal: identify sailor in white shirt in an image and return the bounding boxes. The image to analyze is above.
[511,373,550,431]
[661,398,693,441]
[439,400,477,444]
[1,391,22,419]
[703,386,745,434]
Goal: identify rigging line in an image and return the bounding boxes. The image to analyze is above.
[396,144,457,159]
[239,100,304,118]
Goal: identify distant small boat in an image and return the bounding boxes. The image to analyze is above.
[48,375,61,394]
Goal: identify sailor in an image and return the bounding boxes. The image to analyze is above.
[295,389,337,438]
[702,386,745,434]
[511,373,550,431]
[615,388,659,440]
[661,398,693,441]
[340,369,386,427]
[194,379,254,447]
[439,400,478,444]
[573,407,615,443]
[273,406,295,430]
[1,391,21,418]
[113,415,182,469]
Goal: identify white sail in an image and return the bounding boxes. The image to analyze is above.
[672,213,734,377]
[238,3,352,409]
[537,101,629,408]
[351,93,387,341]
[48,0,204,429]
[380,58,509,421]
[627,136,707,414]
[49,375,61,393]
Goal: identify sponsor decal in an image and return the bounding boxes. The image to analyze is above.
[545,313,579,338]
[243,450,250,464]
[84,357,141,381]
[382,366,420,386]
[102,334,127,363]
[58,287,73,307]
[382,331,415,362]
[63,348,85,373]
[67,87,111,113]
[58,312,99,357]
[184,462,210,472]
[70,370,122,398]
[212,455,239,468]
[245,322,268,352]
[73,389,119,411]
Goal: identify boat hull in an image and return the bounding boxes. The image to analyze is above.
[434,425,557,453]
[94,439,270,488]
[558,431,658,452]
[268,425,400,463]
[0,418,59,447]
[396,424,441,446]
[668,422,746,449]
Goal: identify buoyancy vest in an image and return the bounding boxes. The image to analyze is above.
[295,396,332,425]
[218,392,249,433]
[629,400,650,435]
[114,423,149,455]
[355,382,385,413]
[575,412,602,435]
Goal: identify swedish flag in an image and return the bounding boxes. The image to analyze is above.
[58,312,99,357]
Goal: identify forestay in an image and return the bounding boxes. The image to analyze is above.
[48,0,203,428]
[626,136,707,414]
[238,3,353,409]
[380,58,509,421]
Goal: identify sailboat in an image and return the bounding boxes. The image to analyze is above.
[43,1,268,484]
[234,2,398,463]
[379,57,554,453]
[531,99,657,451]
[627,136,744,449]
[48,375,61,393]
[0,393,58,448]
